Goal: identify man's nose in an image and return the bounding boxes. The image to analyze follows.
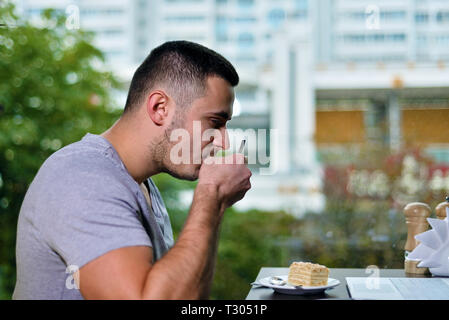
[212,128,230,150]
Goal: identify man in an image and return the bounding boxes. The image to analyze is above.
[13,41,252,299]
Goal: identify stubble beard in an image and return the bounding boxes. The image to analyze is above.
[149,111,199,181]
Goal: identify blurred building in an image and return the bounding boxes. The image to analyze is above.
[16,0,449,216]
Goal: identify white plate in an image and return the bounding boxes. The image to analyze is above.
[258,275,340,295]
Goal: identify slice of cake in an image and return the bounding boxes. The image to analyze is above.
[287,261,329,287]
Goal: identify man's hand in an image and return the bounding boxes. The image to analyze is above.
[198,153,252,212]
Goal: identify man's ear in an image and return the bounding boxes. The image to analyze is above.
[146,90,170,126]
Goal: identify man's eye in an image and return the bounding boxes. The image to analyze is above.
[210,119,223,128]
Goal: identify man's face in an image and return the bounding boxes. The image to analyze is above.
[162,76,235,181]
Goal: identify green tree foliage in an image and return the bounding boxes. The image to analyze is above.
[0,3,121,298]
[212,208,299,299]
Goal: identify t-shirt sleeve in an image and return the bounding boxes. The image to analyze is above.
[41,169,152,269]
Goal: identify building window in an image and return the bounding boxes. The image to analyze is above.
[417,34,427,46]
[234,16,257,23]
[342,34,364,43]
[436,34,449,46]
[164,16,206,23]
[216,15,227,42]
[380,11,406,21]
[436,11,449,23]
[295,0,308,10]
[238,32,255,48]
[215,27,228,42]
[80,9,124,16]
[343,10,406,22]
[267,8,285,28]
[415,12,429,24]
[165,0,203,2]
[343,11,365,20]
[238,0,254,8]
[342,33,405,44]
[388,34,406,42]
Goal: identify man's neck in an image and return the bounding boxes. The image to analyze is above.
[101,118,160,184]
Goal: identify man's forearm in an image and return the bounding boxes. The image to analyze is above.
[141,184,224,299]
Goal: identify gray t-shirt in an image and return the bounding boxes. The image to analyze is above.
[13,133,174,300]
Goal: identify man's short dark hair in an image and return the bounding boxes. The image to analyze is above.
[123,40,239,114]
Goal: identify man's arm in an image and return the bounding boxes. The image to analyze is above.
[142,184,223,299]
[78,154,251,299]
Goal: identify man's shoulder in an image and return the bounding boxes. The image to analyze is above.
[46,143,108,175]
[36,135,133,194]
